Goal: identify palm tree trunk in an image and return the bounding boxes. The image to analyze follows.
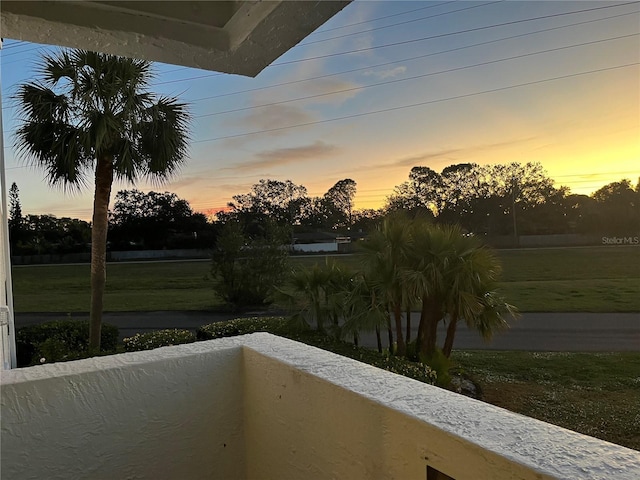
[418,297,441,359]
[89,154,113,354]
[386,313,394,353]
[314,298,324,334]
[375,326,382,353]
[393,302,406,356]
[405,306,411,345]
[353,331,359,347]
[417,297,428,351]
[424,306,441,359]
[442,314,458,358]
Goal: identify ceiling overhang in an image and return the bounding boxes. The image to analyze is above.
[1,1,351,76]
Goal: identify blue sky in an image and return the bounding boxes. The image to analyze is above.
[2,0,639,220]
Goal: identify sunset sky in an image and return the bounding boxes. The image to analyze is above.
[1,0,639,221]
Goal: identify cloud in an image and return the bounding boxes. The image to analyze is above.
[224,141,340,172]
[369,137,540,171]
[238,104,315,132]
[363,66,407,80]
[211,183,255,194]
[164,175,205,190]
[390,149,463,168]
[221,104,317,148]
[294,77,363,106]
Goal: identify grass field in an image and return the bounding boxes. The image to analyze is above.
[451,351,640,450]
[11,245,640,313]
[12,261,218,313]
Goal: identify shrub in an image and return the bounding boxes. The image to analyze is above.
[16,319,119,367]
[211,221,290,307]
[420,348,452,387]
[284,330,437,385]
[196,316,288,340]
[373,355,438,385]
[123,329,195,352]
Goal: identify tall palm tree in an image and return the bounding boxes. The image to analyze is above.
[14,50,190,353]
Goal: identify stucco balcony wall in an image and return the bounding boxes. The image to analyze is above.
[1,342,247,480]
[2,333,639,480]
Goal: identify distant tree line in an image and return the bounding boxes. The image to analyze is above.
[217,164,639,239]
[210,178,359,308]
[8,184,215,255]
[9,183,92,255]
[8,163,639,256]
[217,177,358,235]
[385,163,640,237]
[108,190,215,250]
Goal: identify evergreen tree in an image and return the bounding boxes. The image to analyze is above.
[8,182,24,250]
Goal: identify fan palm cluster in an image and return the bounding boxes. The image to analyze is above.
[280,213,517,361]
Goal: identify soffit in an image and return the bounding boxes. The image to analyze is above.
[1,1,350,76]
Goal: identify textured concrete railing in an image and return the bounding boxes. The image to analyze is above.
[2,334,639,480]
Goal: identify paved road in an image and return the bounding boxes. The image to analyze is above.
[359,312,640,352]
[15,311,640,352]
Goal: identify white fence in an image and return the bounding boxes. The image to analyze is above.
[291,242,339,253]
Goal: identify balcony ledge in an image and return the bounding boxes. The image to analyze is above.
[2,333,639,479]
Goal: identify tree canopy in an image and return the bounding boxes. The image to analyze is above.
[109,189,212,250]
[384,162,639,237]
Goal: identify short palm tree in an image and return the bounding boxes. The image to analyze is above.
[439,237,516,357]
[406,222,514,359]
[277,264,333,334]
[360,212,415,356]
[405,221,455,359]
[15,49,190,353]
[278,261,352,337]
[340,272,388,351]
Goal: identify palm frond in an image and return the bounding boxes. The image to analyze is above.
[15,121,90,190]
[39,49,76,86]
[15,83,70,123]
[133,97,190,183]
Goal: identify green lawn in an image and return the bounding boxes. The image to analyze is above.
[13,261,219,312]
[498,246,640,281]
[12,246,640,313]
[497,246,640,312]
[451,350,640,450]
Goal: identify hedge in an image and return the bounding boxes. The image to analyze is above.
[16,319,119,367]
[196,316,288,340]
[123,329,195,352]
